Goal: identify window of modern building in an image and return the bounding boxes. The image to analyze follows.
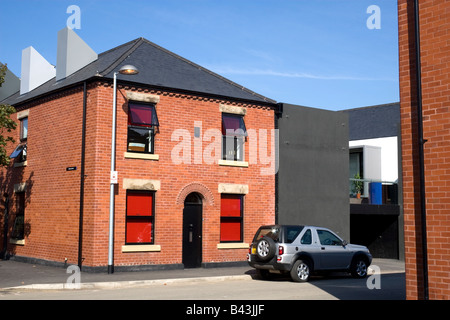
[125,190,155,244]
[220,194,243,242]
[127,103,159,154]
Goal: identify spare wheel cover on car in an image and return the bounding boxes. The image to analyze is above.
[256,236,276,261]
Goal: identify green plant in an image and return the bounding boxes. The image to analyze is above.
[352,173,363,194]
[0,63,17,167]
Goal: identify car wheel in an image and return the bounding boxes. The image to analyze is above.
[351,257,368,278]
[256,236,276,261]
[290,259,310,282]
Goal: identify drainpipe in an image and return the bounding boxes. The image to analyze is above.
[413,0,429,300]
[78,82,87,270]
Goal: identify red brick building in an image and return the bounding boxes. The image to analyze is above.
[398,0,450,299]
[0,28,277,271]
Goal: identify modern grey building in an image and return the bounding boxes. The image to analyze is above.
[342,103,403,259]
[276,102,403,260]
[276,103,350,241]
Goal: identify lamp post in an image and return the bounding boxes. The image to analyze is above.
[108,65,139,274]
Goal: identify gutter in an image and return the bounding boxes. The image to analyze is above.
[413,0,428,300]
[7,75,277,111]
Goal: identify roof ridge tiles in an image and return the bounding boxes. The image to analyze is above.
[99,37,144,76]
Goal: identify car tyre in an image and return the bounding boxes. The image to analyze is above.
[256,236,276,261]
[290,259,310,282]
[350,257,369,278]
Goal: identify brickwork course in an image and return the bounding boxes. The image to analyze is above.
[398,0,450,300]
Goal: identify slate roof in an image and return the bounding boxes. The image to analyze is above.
[2,38,276,106]
[341,102,400,140]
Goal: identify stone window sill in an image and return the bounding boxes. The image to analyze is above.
[218,160,248,167]
[10,238,25,246]
[122,245,161,252]
[124,152,159,161]
[14,161,27,168]
[217,243,249,249]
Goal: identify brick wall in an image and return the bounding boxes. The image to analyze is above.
[398,0,450,300]
[1,81,276,269]
[105,83,276,267]
[0,86,85,264]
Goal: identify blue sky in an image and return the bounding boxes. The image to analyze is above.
[0,0,399,111]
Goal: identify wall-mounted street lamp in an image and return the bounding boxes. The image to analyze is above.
[108,64,139,274]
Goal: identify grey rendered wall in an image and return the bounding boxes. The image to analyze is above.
[277,104,350,240]
[0,66,20,101]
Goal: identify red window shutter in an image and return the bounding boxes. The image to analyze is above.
[220,194,242,242]
[127,192,153,216]
[126,191,154,244]
[222,114,247,136]
[221,195,241,217]
[126,219,153,243]
[128,103,159,127]
[220,221,241,242]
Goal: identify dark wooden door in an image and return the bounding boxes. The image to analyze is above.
[182,202,202,268]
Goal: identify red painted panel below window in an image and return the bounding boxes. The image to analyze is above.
[220,221,241,242]
[126,219,152,243]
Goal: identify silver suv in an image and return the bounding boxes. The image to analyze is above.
[247,225,372,282]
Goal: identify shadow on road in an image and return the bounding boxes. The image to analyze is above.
[250,270,406,300]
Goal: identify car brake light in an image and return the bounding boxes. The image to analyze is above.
[278,245,284,255]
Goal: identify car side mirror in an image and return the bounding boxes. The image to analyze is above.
[342,240,348,247]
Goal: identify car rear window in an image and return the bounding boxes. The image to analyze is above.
[254,227,281,242]
[253,226,304,243]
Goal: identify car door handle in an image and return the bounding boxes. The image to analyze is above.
[321,247,325,250]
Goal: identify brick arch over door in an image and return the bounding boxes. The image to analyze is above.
[176,182,215,206]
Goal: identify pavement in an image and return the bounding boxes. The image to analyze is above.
[0,258,405,291]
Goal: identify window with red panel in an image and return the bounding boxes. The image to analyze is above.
[220,194,243,242]
[127,102,159,154]
[221,113,247,161]
[126,190,154,244]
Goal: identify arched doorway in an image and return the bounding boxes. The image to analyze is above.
[182,192,203,268]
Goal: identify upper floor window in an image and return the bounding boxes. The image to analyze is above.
[127,102,159,154]
[10,143,26,163]
[222,113,247,161]
[20,117,28,141]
